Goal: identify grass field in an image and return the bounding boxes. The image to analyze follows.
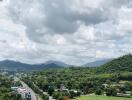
[74,95,132,100]
[0,96,2,100]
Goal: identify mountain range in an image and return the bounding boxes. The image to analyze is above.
[0,60,67,72]
[1,54,132,72]
[0,59,110,72]
[84,59,112,67]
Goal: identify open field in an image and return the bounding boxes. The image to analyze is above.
[0,94,4,100]
[74,95,132,100]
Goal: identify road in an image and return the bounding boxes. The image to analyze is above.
[20,80,41,100]
[20,81,40,100]
[16,77,54,100]
[21,81,55,100]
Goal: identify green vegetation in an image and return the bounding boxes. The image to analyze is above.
[0,74,22,100]
[98,54,132,73]
[75,95,132,100]
[22,54,132,100]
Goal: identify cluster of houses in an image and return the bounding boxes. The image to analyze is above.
[102,83,131,97]
[55,84,78,94]
[11,86,32,100]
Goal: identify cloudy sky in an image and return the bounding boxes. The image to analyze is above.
[0,0,132,65]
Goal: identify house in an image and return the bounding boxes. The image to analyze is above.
[60,84,67,90]
[17,88,32,100]
[102,84,108,88]
[117,93,131,97]
[11,86,19,91]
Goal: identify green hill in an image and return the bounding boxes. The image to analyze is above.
[98,54,132,73]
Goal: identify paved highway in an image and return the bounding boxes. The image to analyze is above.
[21,81,55,100]
[20,80,41,100]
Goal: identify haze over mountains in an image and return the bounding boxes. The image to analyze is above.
[44,60,68,67]
[0,60,66,71]
[0,54,132,72]
[0,59,110,71]
[84,59,112,67]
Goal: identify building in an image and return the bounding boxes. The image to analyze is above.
[11,86,19,91]
[17,87,32,100]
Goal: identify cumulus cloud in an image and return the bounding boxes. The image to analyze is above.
[0,0,132,65]
[7,0,109,42]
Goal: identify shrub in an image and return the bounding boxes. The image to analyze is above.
[95,88,102,95]
[106,87,117,96]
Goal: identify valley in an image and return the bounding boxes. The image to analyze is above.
[1,0,132,99]
[20,54,132,100]
[0,54,132,100]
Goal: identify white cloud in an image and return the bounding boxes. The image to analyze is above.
[0,0,132,65]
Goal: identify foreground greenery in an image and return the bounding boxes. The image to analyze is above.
[22,54,132,100]
[0,74,22,100]
[74,95,132,100]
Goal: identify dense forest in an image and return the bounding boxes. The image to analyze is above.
[97,54,132,73]
[0,74,22,100]
[22,54,132,100]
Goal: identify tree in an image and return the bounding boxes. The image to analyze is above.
[16,94,22,100]
[52,92,60,99]
[69,91,76,98]
[42,94,49,100]
[48,86,54,96]
[58,96,64,100]
[106,87,117,96]
[95,88,102,95]
[76,91,81,97]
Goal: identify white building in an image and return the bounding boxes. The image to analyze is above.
[17,87,31,100]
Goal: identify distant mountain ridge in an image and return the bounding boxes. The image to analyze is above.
[1,54,132,72]
[0,59,116,72]
[84,59,111,67]
[45,60,68,67]
[0,60,67,71]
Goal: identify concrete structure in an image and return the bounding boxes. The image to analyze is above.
[17,87,32,100]
[11,86,19,91]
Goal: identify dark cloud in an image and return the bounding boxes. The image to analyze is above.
[0,40,7,43]
[42,0,108,33]
[0,0,132,65]
[7,0,109,43]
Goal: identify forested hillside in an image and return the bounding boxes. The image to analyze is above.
[22,54,132,100]
[0,60,63,72]
[0,74,22,100]
[98,54,132,73]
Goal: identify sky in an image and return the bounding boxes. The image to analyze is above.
[0,0,132,65]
